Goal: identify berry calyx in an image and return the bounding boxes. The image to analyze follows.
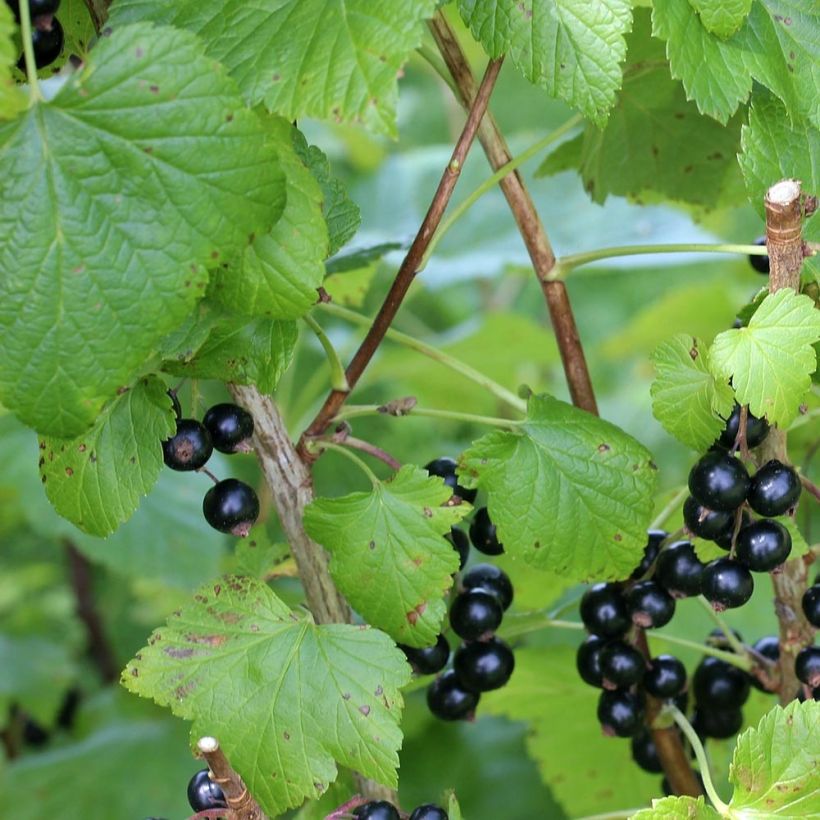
[802,584,820,629]
[469,507,504,555]
[700,558,754,611]
[426,669,479,720]
[202,403,255,454]
[187,769,227,812]
[576,634,607,688]
[30,16,63,68]
[693,657,750,709]
[580,583,630,638]
[692,707,743,739]
[202,478,259,536]
[461,563,513,610]
[597,689,644,738]
[400,634,450,676]
[735,519,792,572]
[718,403,769,450]
[654,540,704,598]
[446,527,470,570]
[795,646,820,688]
[629,529,667,579]
[688,451,750,512]
[162,419,213,471]
[747,460,801,516]
[631,728,662,773]
[598,641,644,689]
[409,805,448,820]
[643,655,687,699]
[748,237,769,274]
[625,580,675,629]
[425,457,477,503]
[453,636,515,692]
[353,801,400,820]
[683,495,734,540]
[449,589,503,641]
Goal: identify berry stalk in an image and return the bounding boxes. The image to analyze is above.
[195,736,267,820]
[18,0,43,102]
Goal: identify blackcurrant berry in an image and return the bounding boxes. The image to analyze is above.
[802,585,820,628]
[654,540,704,598]
[631,728,662,773]
[683,495,734,540]
[426,670,479,721]
[163,419,213,471]
[692,707,743,739]
[706,627,744,650]
[580,583,630,639]
[795,646,820,688]
[31,0,61,15]
[598,641,644,688]
[688,452,750,512]
[597,689,644,738]
[187,769,227,812]
[469,507,504,555]
[718,403,769,449]
[461,563,513,610]
[748,237,769,274]
[735,519,791,572]
[693,657,750,709]
[625,580,675,629]
[576,634,607,688]
[400,634,450,676]
[747,460,802,516]
[353,801,400,820]
[712,510,750,551]
[31,17,63,68]
[701,558,754,611]
[449,589,502,641]
[644,655,687,699]
[749,635,779,692]
[425,457,477,503]
[202,478,259,537]
[453,636,515,692]
[202,403,254,454]
[409,805,448,820]
[446,527,470,571]
[630,529,667,579]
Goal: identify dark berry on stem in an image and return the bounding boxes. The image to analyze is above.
[706,627,743,650]
[461,563,513,610]
[625,580,675,629]
[718,403,769,450]
[747,460,801,516]
[203,403,255,454]
[692,707,743,739]
[688,451,750,512]
[654,541,704,598]
[701,558,754,611]
[187,769,227,812]
[30,17,63,68]
[644,655,687,699]
[449,589,502,641]
[353,801,400,820]
[713,510,750,551]
[748,237,769,274]
[427,670,479,721]
[576,634,607,688]
[802,585,820,628]
[694,657,750,709]
[683,495,734,540]
[400,634,449,676]
[31,0,62,14]
[795,647,820,688]
[202,478,259,536]
[630,529,667,579]
[425,457,477,503]
[580,583,630,639]
[469,507,504,555]
[631,729,662,774]
[598,641,644,689]
[162,419,213,471]
[597,689,644,738]
[453,637,515,692]
[735,519,791,572]
[749,635,779,692]
[409,805,448,820]
[446,527,470,571]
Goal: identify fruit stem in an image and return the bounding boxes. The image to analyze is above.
[303,314,350,392]
[197,467,220,486]
[19,0,43,103]
[649,632,752,672]
[333,403,522,429]
[799,474,820,504]
[666,707,729,814]
[649,487,688,530]
[195,736,268,820]
[696,595,748,657]
[335,435,402,472]
[312,440,380,486]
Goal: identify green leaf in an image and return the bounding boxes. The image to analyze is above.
[653,0,820,128]
[0,2,25,119]
[688,0,753,38]
[460,394,658,580]
[0,22,284,437]
[773,515,810,561]
[709,289,820,426]
[650,335,735,452]
[123,575,411,816]
[211,119,329,320]
[38,376,175,536]
[447,792,464,820]
[325,243,403,275]
[458,0,632,125]
[630,795,720,818]
[108,0,438,137]
[304,466,466,646]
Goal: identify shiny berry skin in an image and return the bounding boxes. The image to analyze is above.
[749,635,779,692]
[802,585,820,628]
[631,729,662,773]
[202,478,259,536]
[576,634,607,688]
[735,519,791,572]
[163,419,213,471]
[598,641,644,688]
[425,457,477,503]
[353,801,400,820]
[449,589,502,641]
[31,17,63,68]
[688,452,750,512]
[426,670,479,720]
[580,583,630,638]
[683,495,734,540]
[654,540,704,598]
[795,646,820,688]
[187,769,227,812]
[597,689,644,738]
[625,581,675,629]
[446,527,470,570]
[694,657,750,709]
[718,403,769,449]
[400,634,449,675]
[644,655,687,699]
[202,403,254,453]
[747,460,802,516]
[630,529,667,579]
[453,637,515,692]
[701,558,754,611]
[692,707,743,739]
[469,507,504,555]
[461,563,513,610]
[409,805,448,820]
[748,237,769,274]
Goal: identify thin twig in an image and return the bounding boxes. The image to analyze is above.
[338,436,402,471]
[196,736,267,820]
[800,474,820,503]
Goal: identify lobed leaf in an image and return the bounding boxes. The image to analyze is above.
[629,796,719,818]
[688,0,753,38]
[0,2,25,119]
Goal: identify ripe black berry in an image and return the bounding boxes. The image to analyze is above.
[718,403,769,449]
[735,519,791,572]
[749,635,779,692]
[31,17,64,68]
[692,707,743,739]
[461,563,513,610]
[202,403,254,454]
[187,769,227,812]
[409,805,448,820]
[163,419,213,471]
[644,655,687,699]
[400,634,449,675]
[202,478,259,536]
[701,558,753,611]
[795,646,820,688]
[693,657,750,709]
[748,237,769,274]
[453,636,515,692]
[631,728,662,773]
[598,641,644,688]
[31,0,61,15]
[469,507,504,555]
[580,583,630,638]
[576,634,607,688]
[449,589,502,641]
[425,457,477,503]
[426,669,479,720]
[625,581,675,629]
[683,495,734,540]
[630,529,667,579]
[654,540,704,598]
[446,527,470,570]
[353,801,400,820]
[688,452,750,512]
[597,689,644,738]
[747,460,801,516]
[802,584,820,628]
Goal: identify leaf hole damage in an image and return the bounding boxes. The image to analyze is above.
[359,705,371,717]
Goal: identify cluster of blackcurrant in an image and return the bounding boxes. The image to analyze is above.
[353,799,448,819]
[8,0,64,68]
[162,395,260,537]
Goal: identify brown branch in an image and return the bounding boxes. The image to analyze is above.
[196,736,266,820]
[800,474,820,503]
[298,57,504,458]
[428,13,598,416]
[81,0,110,33]
[338,435,402,472]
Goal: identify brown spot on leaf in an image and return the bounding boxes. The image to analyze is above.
[342,692,351,700]
[359,705,371,717]
[65,467,73,477]
[614,533,622,542]
[164,647,194,659]
[597,443,610,453]
[375,685,383,696]
[423,506,433,517]
[149,84,159,93]
[369,540,376,550]
[283,731,290,740]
